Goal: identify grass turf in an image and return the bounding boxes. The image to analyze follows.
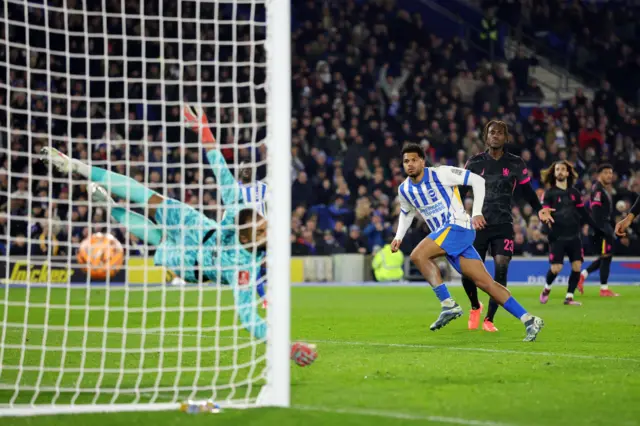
[1,285,640,426]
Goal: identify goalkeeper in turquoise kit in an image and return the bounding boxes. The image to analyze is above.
[41,105,317,367]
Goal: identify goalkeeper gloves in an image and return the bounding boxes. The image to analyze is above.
[290,342,318,367]
[183,104,215,143]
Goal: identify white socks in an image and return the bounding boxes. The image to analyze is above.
[520,313,533,324]
[544,284,552,291]
[73,159,89,178]
[600,284,609,290]
[441,299,455,308]
[566,293,573,299]
[580,270,588,279]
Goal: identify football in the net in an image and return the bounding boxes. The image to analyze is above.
[77,233,125,280]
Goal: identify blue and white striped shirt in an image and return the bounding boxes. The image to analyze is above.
[398,166,473,231]
[240,180,268,218]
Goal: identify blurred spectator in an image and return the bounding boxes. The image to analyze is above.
[509,47,539,95]
[363,214,393,253]
[345,225,367,255]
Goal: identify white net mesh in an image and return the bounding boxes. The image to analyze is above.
[0,0,282,410]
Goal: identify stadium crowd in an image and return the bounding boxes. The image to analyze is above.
[486,0,640,105]
[0,0,639,259]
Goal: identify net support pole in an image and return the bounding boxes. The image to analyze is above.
[262,0,292,408]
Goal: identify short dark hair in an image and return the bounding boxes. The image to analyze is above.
[401,142,425,159]
[237,208,263,228]
[597,163,613,173]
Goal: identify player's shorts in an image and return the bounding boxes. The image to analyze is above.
[593,234,614,256]
[472,223,515,259]
[430,224,482,275]
[153,198,218,283]
[549,238,584,264]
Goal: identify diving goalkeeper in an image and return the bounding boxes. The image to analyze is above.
[40,105,317,367]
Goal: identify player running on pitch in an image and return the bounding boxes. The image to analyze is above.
[578,164,619,297]
[40,105,316,367]
[539,161,608,305]
[391,143,544,342]
[614,194,640,237]
[463,120,554,332]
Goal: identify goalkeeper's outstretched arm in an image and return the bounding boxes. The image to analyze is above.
[184,105,243,208]
[229,270,267,340]
[184,104,316,366]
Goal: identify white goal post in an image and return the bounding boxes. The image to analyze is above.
[0,0,290,415]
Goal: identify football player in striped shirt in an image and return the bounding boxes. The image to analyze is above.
[238,163,268,306]
[391,143,544,342]
[238,163,268,219]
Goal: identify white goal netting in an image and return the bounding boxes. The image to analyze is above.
[0,0,290,414]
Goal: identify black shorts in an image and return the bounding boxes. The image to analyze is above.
[549,238,583,264]
[593,235,614,256]
[473,223,515,260]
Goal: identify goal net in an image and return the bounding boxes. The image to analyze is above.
[0,0,291,415]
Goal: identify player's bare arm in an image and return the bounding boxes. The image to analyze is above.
[518,165,554,224]
[615,195,640,236]
[615,213,635,237]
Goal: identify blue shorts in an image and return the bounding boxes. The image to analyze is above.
[430,224,481,275]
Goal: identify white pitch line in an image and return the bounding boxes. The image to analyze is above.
[306,339,640,363]
[138,332,640,363]
[5,328,640,363]
[293,405,513,426]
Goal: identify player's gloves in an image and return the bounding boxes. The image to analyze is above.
[290,342,317,367]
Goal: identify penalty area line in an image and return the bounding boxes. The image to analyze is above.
[6,328,638,363]
[304,339,640,363]
[293,405,513,426]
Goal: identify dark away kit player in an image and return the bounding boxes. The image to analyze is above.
[463,121,554,332]
[539,161,608,305]
[579,164,620,297]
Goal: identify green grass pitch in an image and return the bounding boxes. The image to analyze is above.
[1,285,640,426]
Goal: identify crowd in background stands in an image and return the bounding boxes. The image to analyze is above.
[484,0,640,104]
[0,0,639,259]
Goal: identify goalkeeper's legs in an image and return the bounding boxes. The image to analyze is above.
[42,147,165,218]
[89,183,163,246]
